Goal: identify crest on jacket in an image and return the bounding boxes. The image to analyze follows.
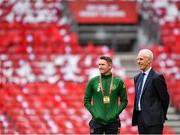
[97,83,117,92]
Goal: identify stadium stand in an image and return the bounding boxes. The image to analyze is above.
[0,0,178,134]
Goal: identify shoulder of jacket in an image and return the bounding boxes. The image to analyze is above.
[153,71,164,79]
[134,73,141,80]
[89,75,99,82]
[113,76,124,83]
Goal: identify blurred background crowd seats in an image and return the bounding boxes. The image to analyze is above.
[0,0,179,134]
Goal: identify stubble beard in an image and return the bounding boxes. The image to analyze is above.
[100,69,111,76]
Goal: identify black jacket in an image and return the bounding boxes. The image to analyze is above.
[132,68,169,126]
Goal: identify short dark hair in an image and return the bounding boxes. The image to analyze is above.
[99,56,112,65]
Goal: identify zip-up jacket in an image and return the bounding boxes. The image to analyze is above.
[84,74,128,125]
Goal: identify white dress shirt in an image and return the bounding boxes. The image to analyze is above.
[138,67,152,111]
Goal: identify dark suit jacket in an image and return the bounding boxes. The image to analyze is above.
[132,68,169,126]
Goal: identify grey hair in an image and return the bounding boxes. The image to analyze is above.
[139,49,154,62]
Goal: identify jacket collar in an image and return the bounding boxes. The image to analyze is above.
[135,68,155,94]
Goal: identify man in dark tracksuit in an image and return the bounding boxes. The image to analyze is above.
[84,56,128,134]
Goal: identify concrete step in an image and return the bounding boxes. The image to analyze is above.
[166,105,180,134]
[170,127,180,134]
[124,67,139,73]
[165,121,180,134]
[117,53,138,78]
[126,71,139,79]
[168,106,177,113]
[120,59,138,67]
[118,53,137,60]
[167,114,180,121]
[166,121,180,127]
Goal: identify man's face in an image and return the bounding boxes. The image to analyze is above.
[98,59,111,75]
[137,53,150,72]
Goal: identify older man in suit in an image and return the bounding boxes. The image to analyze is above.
[132,49,169,134]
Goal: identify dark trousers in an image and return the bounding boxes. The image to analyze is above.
[137,112,164,134]
[89,119,120,134]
